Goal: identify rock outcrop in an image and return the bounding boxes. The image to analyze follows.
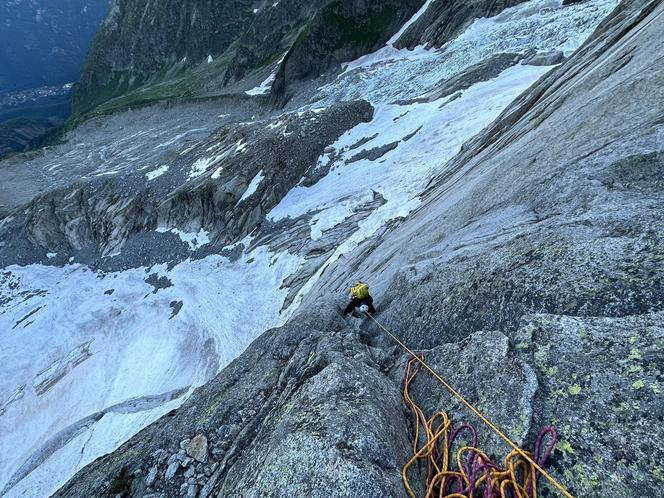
[0,101,373,265]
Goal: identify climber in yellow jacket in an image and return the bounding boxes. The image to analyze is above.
[342,281,376,317]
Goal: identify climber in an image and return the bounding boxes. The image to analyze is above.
[342,281,376,317]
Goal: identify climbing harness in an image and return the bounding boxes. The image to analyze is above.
[364,312,575,498]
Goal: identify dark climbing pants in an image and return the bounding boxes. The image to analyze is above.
[344,296,376,315]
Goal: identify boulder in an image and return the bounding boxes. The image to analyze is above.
[186,435,209,464]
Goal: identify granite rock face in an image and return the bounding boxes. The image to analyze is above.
[513,312,664,497]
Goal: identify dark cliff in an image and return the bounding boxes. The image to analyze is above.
[73,0,423,116]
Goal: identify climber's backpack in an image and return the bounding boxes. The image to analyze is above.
[350,282,370,300]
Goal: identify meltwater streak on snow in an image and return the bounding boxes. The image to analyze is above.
[0,247,302,497]
[322,0,619,105]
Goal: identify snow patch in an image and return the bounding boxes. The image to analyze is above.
[245,76,274,96]
[238,171,265,204]
[387,0,437,45]
[245,52,288,96]
[189,150,230,179]
[146,165,169,181]
[156,227,210,250]
[235,140,248,153]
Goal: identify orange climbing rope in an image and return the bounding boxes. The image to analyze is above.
[364,313,574,498]
[402,354,558,498]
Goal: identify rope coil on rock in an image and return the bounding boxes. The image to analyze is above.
[363,313,574,498]
[402,354,558,498]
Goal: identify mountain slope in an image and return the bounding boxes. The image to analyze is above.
[52,1,664,497]
[50,2,664,495]
[73,0,423,116]
[2,0,661,497]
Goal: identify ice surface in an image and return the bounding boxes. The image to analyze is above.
[322,0,619,105]
[0,247,302,497]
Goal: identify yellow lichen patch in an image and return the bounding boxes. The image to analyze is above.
[534,343,551,366]
[628,348,641,361]
[569,384,582,395]
[570,463,600,490]
[627,364,643,374]
[632,380,645,390]
[556,439,575,457]
[653,467,664,482]
[651,381,661,394]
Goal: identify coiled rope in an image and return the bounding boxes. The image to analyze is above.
[402,354,557,498]
[364,313,574,498]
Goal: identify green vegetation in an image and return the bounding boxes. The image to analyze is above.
[73,1,408,119]
[321,2,399,50]
[73,47,239,119]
